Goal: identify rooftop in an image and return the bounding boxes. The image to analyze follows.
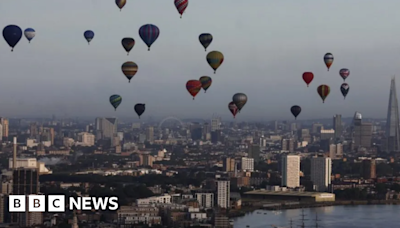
[244,190,335,198]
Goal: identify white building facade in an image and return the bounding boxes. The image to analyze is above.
[281,155,300,188]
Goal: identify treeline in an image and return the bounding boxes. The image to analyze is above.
[40,173,203,187]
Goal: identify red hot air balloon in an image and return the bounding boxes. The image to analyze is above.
[317,85,330,103]
[302,72,314,87]
[228,102,238,118]
[186,80,202,100]
[174,0,188,18]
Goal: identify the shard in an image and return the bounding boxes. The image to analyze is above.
[385,77,400,152]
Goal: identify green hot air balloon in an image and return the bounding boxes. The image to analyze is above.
[110,94,122,110]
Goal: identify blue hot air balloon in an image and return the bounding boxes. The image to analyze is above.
[84,30,95,45]
[24,28,36,43]
[3,25,22,52]
[110,95,122,111]
[139,24,160,51]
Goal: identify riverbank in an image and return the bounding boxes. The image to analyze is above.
[228,199,399,218]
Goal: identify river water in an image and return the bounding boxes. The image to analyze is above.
[233,205,400,228]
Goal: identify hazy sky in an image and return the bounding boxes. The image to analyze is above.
[0,0,400,121]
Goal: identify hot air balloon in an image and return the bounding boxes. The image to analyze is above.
[139,24,160,51]
[199,76,212,93]
[302,72,314,87]
[110,95,122,110]
[121,61,138,83]
[3,25,22,52]
[324,53,334,71]
[115,0,126,11]
[24,28,35,43]
[232,93,247,112]
[199,33,213,51]
[186,80,202,100]
[206,51,224,74]
[290,105,301,119]
[317,85,330,103]
[174,0,188,18]
[340,83,350,99]
[134,103,146,118]
[339,68,350,81]
[122,38,135,55]
[229,102,238,118]
[84,30,94,45]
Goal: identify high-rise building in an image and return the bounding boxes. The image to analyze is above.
[211,117,221,132]
[216,180,230,209]
[195,193,214,209]
[281,155,300,188]
[241,157,254,172]
[352,112,372,148]
[248,144,260,162]
[385,77,400,152]
[333,114,342,139]
[146,126,154,142]
[190,122,202,140]
[0,118,9,139]
[223,158,235,172]
[12,168,42,226]
[311,157,332,192]
[95,117,118,140]
[329,143,343,159]
[77,132,95,146]
[362,159,376,179]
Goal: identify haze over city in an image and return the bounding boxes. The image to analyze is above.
[1,0,400,120]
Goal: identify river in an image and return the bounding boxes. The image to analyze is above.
[233,205,400,228]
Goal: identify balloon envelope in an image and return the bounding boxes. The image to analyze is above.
[206,51,224,73]
[24,28,35,43]
[139,24,160,51]
[232,93,247,111]
[134,104,146,118]
[317,85,330,103]
[115,0,126,10]
[84,30,94,43]
[302,72,314,87]
[199,76,212,93]
[199,33,213,51]
[290,105,301,119]
[122,38,135,55]
[340,83,350,99]
[110,95,122,110]
[174,0,188,18]
[324,53,334,71]
[186,80,202,99]
[228,102,238,118]
[121,61,138,82]
[3,25,22,51]
[339,68,350,81]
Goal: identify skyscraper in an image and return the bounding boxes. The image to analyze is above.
[281,155,300,188]
[216,180,230,209]
[95,117,118,140]
[385,77,400,152]
[333,114,342,140]
[352,112,372,149]
[311,157,332,192]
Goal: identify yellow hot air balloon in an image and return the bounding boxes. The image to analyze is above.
[206,51,224,74]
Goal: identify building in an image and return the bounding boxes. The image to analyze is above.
[352,112,372,148]
[329,143,343,159]
[0,118,9,139]
[12,168,42,226]
[311,157,332,192]
[244,190,335,202]
[241,157,254,172]
[223,158,235,172]
[333,114,342,139]
[281,155,300,188]
[117,206,161,227]
[248,144,260,162]
[139,154,155,167]
[8,158,51,175]
[95,117,118,140]
[211,117,221,132]
[385,77,400,152]
[362,159,376,179]
[77,132,95,146]
[216,180,230,209]
[136,195,172,205]
[195,193,214,209]
[320,129,335,140]
[146,126,154,143]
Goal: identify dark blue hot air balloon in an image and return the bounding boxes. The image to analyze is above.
[84,30,95,45]
[139,24,160,51]
[3,25,22,52]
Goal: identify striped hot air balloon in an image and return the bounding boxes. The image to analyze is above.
[199,76,212,93]
[317,85,330,103]
[186,80,202,100]
[199,33,213,51]
[121,61,138,83]
[110,95,122,110]
[323,53,334,71]
[174,0,188,18]
[139,24,160,51]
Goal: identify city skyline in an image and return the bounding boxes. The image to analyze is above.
[1,1,400,120]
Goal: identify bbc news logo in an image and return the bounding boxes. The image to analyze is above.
[9,195,119,212]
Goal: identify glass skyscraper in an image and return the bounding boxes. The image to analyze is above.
[385,77,400,152]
